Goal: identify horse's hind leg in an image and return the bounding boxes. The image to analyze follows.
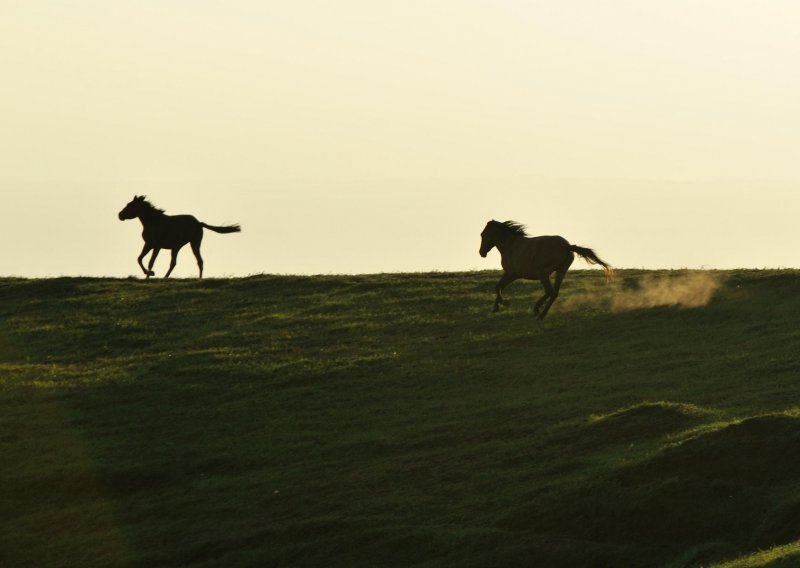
[534,276,553,317]
[538,256,574,320]
[190,239,204,279]
[164,247,182,278]
[494,273,516,312]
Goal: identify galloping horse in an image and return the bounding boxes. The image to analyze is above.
[118,196,241,279]
[479,220,612,319]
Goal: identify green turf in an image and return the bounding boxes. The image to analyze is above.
[2,270,800,567]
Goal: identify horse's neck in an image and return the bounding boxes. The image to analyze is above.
[138,209,164,227]
[494,232,519,255]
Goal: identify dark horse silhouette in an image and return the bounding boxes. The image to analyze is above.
[479,220,612,319]
[118,196,241,279]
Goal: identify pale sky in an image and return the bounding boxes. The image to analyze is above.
[2,1,800,277]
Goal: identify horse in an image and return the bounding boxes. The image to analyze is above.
[479,220,612,319]
[118,196,241,279]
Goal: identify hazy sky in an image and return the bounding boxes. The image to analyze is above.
[3,1,800,276]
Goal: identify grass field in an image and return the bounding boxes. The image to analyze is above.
[3,269,800,567]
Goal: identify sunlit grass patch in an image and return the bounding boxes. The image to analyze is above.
[709,539,800,568]
[3,270,800,566]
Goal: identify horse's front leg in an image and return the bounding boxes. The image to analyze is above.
[137,244,154,277]
[146,248,161,279]
[494,273,516,312]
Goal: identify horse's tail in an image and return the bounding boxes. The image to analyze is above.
[570,245,613,282]
[201,222,241,234]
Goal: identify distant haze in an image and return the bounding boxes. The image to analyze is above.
[2,2,800,276]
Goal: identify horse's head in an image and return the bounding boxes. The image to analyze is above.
[118,196,146,220]
[480,220,528,257]
[479,220,497,257]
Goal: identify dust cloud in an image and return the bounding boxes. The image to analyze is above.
[611,272,724,311]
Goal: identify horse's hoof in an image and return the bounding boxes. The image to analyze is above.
[492,306,500,313]
[147,270,155,276]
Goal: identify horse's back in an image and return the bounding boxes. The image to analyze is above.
[510,235,572,278]
[144,214,203,248]
[527,234,570,247]
[169,214,200,224]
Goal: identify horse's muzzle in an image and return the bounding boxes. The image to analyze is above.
[480,250,487,258]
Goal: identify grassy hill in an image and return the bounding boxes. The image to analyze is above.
[3,270,800,567]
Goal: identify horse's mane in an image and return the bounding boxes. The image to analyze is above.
[138,196,165,215]
[493,220,528,237]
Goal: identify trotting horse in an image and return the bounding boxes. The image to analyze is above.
[118,196,241,279]
[479,220,612,320]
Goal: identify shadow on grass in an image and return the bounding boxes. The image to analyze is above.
[499,412,800,567]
